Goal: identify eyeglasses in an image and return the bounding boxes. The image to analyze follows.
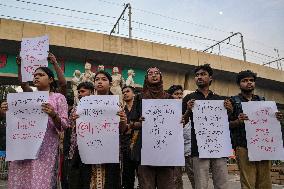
[147,71,160,76]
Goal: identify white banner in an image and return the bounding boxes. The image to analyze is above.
[20,35,49,82]
[6,91,49,161]
[242,101,284,161]
[193,100,232,158]
[141,99,185,166]
[76,95,120,164]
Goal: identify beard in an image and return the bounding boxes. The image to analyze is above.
[241,88,254,93]
[196,82,208,88]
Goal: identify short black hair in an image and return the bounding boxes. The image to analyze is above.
[94,70,112,83]
[77,81,94,91]
[167,85,183,95]
[236,70,257,84]
[194,64,213,76]
[122,86,135,93]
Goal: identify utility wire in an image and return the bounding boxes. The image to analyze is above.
[1,0,279,62]
[13,0,116,19]
[95,0,283,54]
[90,0,230,33]
[0,13,276,65]
[0,14,109,33]
[0,3,114,26]
[11,0,283,55]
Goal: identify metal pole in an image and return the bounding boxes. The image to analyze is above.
[128,3,132,38]
[203,33,239,52]
[240,33,246,62]
[274,48,282,70]
[110,3,129,36]
[203,32,247,62]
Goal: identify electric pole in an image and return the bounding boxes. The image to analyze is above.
[110,3,132,38]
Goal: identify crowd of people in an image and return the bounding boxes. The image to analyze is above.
[0,53,283,189]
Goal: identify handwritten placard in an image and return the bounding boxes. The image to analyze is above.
[193,100,232,158]
[141,99,185,166]
[76,95,120,164]
[242,101,284,161]
[20,35,49,82]
[6,91,49,161]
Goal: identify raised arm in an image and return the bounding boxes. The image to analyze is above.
[48,52,67,96]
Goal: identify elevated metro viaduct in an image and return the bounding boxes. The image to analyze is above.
[0,18,283,110]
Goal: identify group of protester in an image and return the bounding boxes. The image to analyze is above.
[0,53,283,189]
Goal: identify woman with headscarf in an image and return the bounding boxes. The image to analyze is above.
[1,67,68,189]
[128,67,177,189]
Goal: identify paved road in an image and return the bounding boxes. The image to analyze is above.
[1,174,284,189]
[182,173,284,189]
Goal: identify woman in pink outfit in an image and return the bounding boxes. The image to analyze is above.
[1,67,68,189]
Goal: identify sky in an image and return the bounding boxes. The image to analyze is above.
[0,0,283,68]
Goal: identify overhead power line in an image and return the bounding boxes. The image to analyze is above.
[91,0,230,33]
[0,14,109,33]
[1,0,280,64]
[12,0,283,56]
[13,0,116,19]
[91,0,284,55]
[0,3,114,26]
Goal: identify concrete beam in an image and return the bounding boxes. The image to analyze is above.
[1,18,283,82]
[0,18,283,105]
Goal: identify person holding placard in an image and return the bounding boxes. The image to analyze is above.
[1,67,68,189]
[130,67,178,189]
[68,81,95,189]
[69,71,128,189]
[182,64,232,189]
[229,70,284,189]
[20,51,69,188]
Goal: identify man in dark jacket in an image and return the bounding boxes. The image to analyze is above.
[183,64,232,189]
[229,70,284,189]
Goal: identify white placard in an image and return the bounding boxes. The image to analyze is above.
[6,91,49,161]
[242,101,284,161]
[193,100,232,158]
[20,35,49,82]
[76,95,120,164]
[141,99,185,166]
